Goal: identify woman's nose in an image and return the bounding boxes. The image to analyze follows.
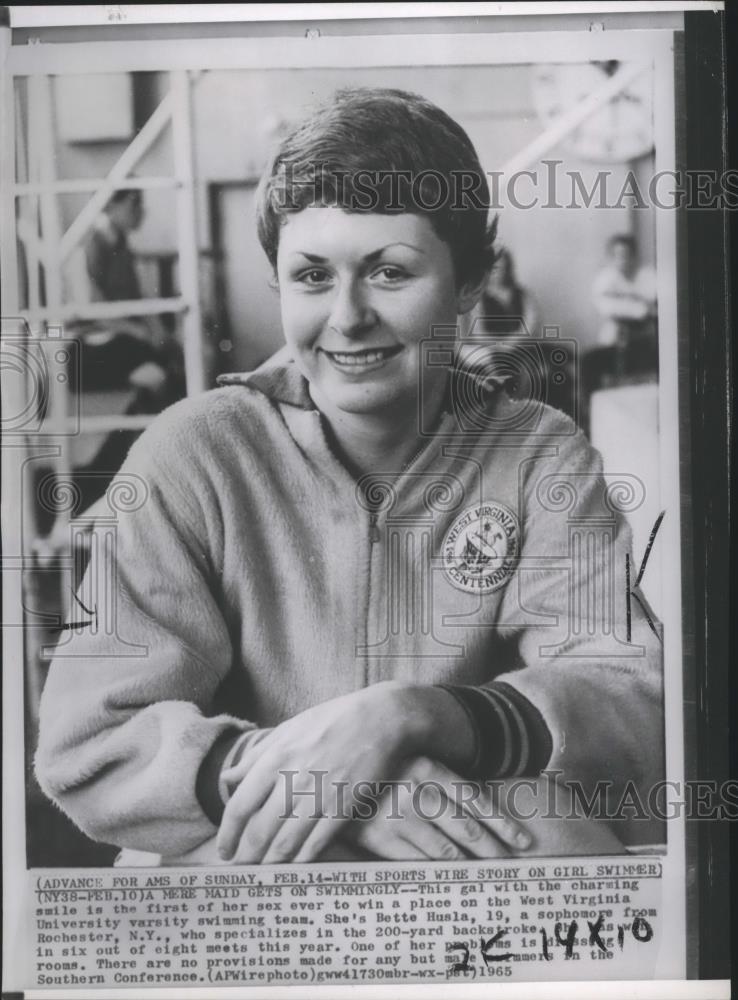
[327,280,376,339]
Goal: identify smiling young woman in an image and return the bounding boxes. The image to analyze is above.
[35,88,663,866]
[276,208,481,476]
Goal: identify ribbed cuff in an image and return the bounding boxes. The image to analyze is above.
[438,682,553,780]
[217,730,256,805]
[195,729,248,826]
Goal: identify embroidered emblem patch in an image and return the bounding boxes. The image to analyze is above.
[442,501,519,594]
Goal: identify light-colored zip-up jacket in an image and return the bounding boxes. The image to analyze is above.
[35,353,663,857]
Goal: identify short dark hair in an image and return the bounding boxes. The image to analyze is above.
[106,188,142,210]
[607,233,637,254]
[256,88,497,287]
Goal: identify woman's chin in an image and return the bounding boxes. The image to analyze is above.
[315,378,414,418]
[331,391,408,417]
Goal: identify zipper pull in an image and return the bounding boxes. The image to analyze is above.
[369,514,380,543]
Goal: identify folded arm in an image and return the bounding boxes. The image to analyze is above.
[35,415,261,856]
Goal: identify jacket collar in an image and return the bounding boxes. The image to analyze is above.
[216,346,314,409]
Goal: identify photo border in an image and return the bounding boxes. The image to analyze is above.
[1,4,731,997]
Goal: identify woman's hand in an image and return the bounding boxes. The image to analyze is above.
[342,756,533,861]
[216,682,428,865]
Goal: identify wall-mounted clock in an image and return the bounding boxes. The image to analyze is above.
[531,61,655,163]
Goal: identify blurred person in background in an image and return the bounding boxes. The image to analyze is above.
[73,187,183,411]
[585,233,658,393]
[39,190,186,543]
[34,191,184,564]
[471,247,575,420]
[479,246,538,335]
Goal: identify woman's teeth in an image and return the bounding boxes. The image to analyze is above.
[330,350,392,366]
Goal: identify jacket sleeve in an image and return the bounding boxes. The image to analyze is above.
[34,410,260,857]
[487,422,664,816]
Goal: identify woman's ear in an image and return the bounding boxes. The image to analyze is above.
[456,271,489,316]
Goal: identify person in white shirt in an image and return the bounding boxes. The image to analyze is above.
[582,235,659,430]
[592,233,657,350]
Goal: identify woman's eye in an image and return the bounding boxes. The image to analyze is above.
[297,269,331,286]
[373,266,408,282]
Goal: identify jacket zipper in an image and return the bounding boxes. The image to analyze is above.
[367,407,451,546]
[402,406,451,473]
[364,406,450,680]
[365,513,381,686]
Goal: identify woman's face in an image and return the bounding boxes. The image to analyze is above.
[276,207,479,418]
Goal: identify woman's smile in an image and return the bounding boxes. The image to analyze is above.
[320,344,404,374]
